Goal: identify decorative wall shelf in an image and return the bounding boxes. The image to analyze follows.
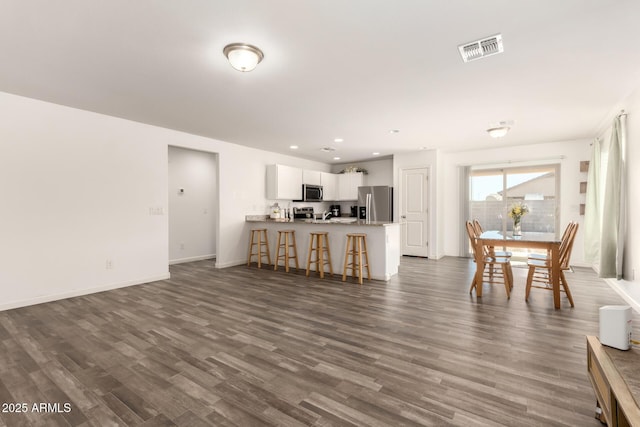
[579,161,589,216]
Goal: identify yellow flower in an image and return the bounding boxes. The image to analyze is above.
[508,202,529,220]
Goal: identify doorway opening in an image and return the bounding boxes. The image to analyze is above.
[168,146,219,265]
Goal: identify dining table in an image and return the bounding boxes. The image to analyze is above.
[472,230,564,309]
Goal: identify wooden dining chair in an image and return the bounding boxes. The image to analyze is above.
[528,221,575,262]
[467,221,514,298]
[525,222,578,307]
[472,219,512,259]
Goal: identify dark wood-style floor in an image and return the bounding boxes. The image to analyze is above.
[1,256,637,426]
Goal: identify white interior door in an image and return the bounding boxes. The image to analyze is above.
[401,167,429,257]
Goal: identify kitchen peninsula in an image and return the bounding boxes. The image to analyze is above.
[245,216,401,281]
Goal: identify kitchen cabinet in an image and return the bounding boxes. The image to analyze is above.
[320,172,338,201]
[302,170,322,185]
[337,172,363,201]
[266,164,303,200]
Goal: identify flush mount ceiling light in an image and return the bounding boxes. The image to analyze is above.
[487,124,511,138]
[223,43,264,72]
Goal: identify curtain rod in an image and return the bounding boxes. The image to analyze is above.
[617,109,627,118]
[461,155,565,168]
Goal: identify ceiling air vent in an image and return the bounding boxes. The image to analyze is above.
[458,34,503,63]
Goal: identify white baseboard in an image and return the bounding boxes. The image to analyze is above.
[604,278,640,314]
[0,273,171,312]
[214,259,247,268]
[571,261,594,269]
[169,254,216,265]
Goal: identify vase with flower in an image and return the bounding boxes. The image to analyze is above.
[508,202,529,236]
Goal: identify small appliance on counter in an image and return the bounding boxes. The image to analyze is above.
[270,203,281,219]
[293,206,314,219]
[330,205,341,218]
[350,206,358,217]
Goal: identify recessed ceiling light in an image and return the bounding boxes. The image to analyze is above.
[334,138,344,143]
[389,129,400,134]
[333,156,341,160]
[321,147,336,152]
[372,152,380,156]
[289,145,298,149]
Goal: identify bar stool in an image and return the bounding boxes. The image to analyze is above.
[274,229,299,272]
[342,233,370,285]
[247,228,271,268]
[306,232,333,278]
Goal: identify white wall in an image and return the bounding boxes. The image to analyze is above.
[440,140,591,264]
[624,91,640,280]
[0,91,329,310]
[0,92,169,310]
[168,146,217,264]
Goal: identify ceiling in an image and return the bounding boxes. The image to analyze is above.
[2,0,640,163]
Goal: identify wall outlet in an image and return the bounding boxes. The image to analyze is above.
[149,207,164,215]
[106,259,114,270]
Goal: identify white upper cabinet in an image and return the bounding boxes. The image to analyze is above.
[320,172,338,201]
[267,167,362,201]
[302,170,322,185]
[337,172,363,201]
[266,164,303,200]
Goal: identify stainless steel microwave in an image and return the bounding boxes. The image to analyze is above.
[299,184,323,202]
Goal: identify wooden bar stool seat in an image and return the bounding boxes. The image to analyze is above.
[306,232,333,278]
[342,233,371,285]
[274,229,299,272]
[247,228,271,268]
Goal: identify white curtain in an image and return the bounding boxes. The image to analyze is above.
[599,115,627,279]
[584,138,601,263]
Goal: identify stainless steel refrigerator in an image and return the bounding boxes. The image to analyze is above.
[358,186,393,222]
